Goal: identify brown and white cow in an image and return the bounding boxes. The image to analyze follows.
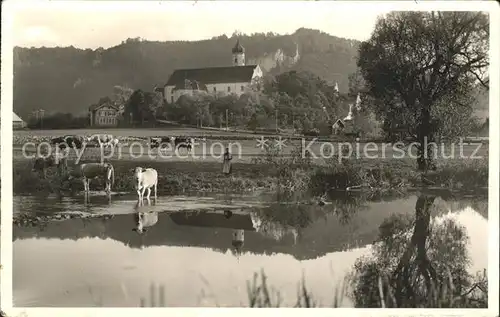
[68,162,115,194]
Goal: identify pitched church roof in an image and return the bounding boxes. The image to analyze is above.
[165,65,258,87]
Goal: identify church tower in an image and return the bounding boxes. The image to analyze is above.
[232,39,245,66]
[231,229,244,258]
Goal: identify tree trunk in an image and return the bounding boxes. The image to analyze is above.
[393,194,437,307]
[417,106,435,171]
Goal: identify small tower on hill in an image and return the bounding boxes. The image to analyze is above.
[232,39,245,66]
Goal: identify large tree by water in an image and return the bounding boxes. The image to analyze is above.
[358,12,489,171]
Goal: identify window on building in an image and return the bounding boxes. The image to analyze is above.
[171,96,174,103]
[241,86,244,92]
[227,86,231,92]
[213,87,216,92]
[235,58,237,63]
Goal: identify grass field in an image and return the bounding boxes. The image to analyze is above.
[13,127,260,138]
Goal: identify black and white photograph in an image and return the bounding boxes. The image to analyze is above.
[2,0,499,312]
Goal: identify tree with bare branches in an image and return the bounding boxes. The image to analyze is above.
[358,11,489,170]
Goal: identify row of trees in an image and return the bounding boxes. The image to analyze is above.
[27,112,88,129]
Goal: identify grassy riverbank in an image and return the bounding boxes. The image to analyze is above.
[133,268,487,308]
[13,154,488,196]
[13,160,277,195]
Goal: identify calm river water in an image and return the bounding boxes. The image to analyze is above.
[12,192,488,307]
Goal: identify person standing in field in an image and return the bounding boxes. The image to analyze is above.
[222,147,232,175]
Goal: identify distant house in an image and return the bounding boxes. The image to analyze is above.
[163,40,263,104]
[13,112,27,130]
[332,119,345,135]
[89,102,119,127]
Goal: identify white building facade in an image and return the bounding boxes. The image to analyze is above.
[164,40,263,103]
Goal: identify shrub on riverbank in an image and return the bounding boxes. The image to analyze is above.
[255,144,488,196]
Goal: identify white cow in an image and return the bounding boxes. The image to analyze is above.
[133,211,159,234]
[69,162,115,194]
[134,167,158,203]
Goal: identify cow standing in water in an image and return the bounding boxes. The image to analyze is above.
[134,167,158,204]
[69,162,115,194]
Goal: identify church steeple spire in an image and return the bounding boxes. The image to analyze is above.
[232,39,245,66]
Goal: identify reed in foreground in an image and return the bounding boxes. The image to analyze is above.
[134,268,487,308]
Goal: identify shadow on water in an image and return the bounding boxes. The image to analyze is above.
[12,189,488,307]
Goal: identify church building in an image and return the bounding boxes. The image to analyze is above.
[163,40,263,103]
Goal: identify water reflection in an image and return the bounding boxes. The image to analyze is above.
[84,192,112,206]
[133,200,159,234]
[350,193,488,308]
[12,191,488,307]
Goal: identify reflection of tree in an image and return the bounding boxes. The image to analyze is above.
[252,192,373,243]
[251,204,311,243]
[350,194,487,308]
[327,191,369,225]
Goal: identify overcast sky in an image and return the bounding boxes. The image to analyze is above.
[10,1,394,49]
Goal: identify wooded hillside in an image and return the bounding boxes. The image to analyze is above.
[13,28,360,119]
